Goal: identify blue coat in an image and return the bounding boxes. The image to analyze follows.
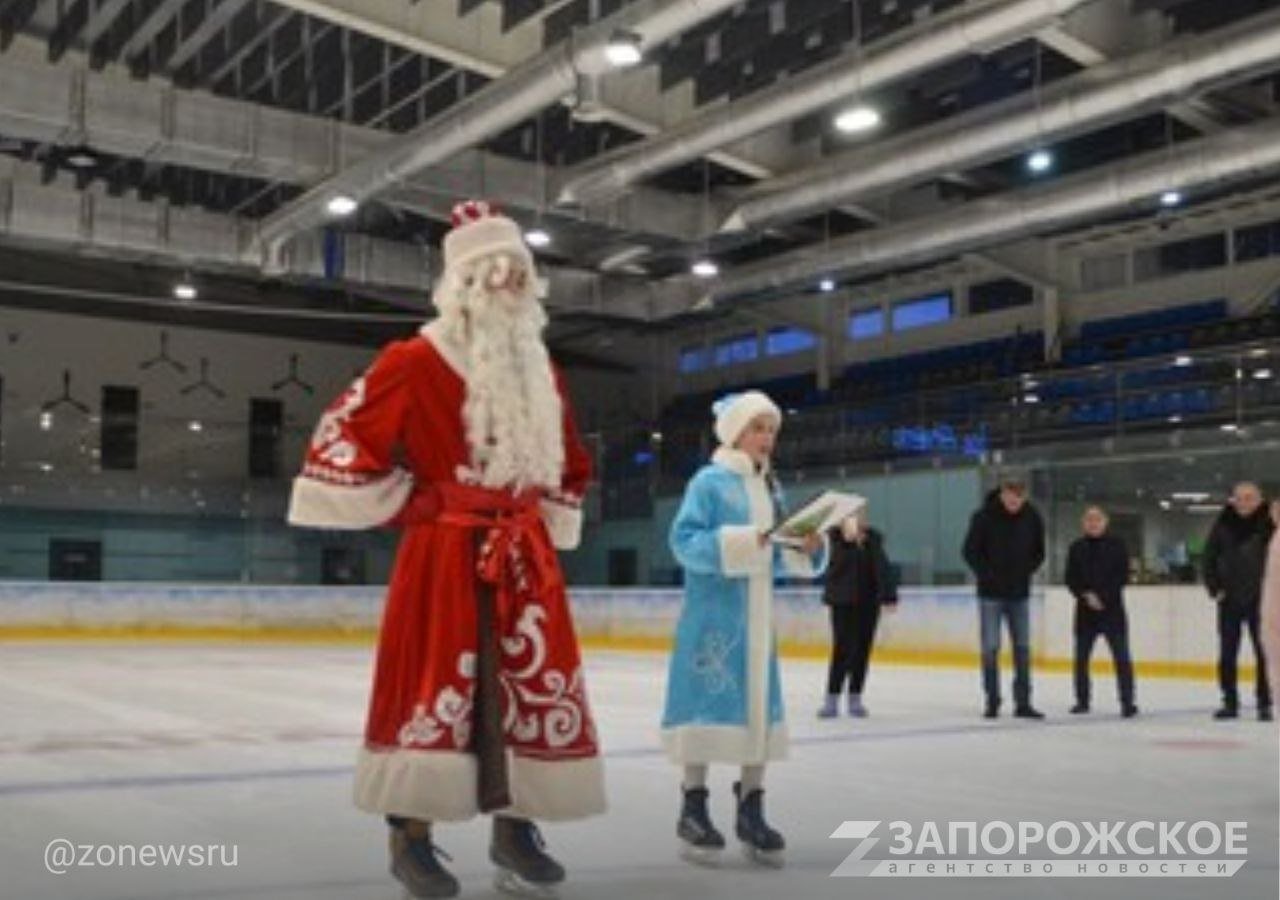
[661,447,829,765]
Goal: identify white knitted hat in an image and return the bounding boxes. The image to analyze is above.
[442,200,533,273]
[713,390,782,447]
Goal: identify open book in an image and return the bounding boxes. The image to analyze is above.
[768,491,866,548]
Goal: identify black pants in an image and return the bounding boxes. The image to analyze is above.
[826,603,881,695]
[1218,603,1272,710]
[1074,622,1135,708]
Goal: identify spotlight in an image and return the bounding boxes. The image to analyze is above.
[1173,355,1192,368]
[189,420,203,433]
[819,278,836,293]
[525,227,551,248]
[173,281,197,301]
[691,259,719,278]
[604,31,643,68]
[834,105,881,134]
[65,147,98,169]
[1159,190,1182,207]
[326,194,359,217]
[1026,149,1053,174]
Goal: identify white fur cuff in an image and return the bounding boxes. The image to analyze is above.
[287,469,413,530]
[719,525,770,577]
[540,499,584,550]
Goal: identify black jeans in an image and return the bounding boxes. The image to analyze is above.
[1218,602,1271,709]
[1074,621,1135,707]
[826,603,881,695]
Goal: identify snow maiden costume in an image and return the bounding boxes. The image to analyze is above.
[661,390,829,867]
[288,201,603,898]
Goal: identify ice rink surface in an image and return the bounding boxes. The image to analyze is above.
[0,643,1275,900]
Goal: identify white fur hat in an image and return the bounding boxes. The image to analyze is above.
[713,390,782,447]
[442,200,533,273]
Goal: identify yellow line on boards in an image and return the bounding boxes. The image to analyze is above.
[0,627,1237,681]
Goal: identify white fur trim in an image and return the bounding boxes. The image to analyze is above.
[287,469,413,529]
[781,532,831,578]
[661,723,789,765]
[540,499,583,550]
[354,747,606,822]
[741,468,776,763]
[711,445,769,476]
[420,320,466,377]
[719,525,769,577]
[443,215,534,273]
[714,390,781,447]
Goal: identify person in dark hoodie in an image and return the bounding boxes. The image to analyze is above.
[1203,481,1274,721]
[1065,506,1137,718]
[963,472,1046,720]
[818,510,898,718]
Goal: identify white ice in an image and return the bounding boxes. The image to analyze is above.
[0,643,1275,900]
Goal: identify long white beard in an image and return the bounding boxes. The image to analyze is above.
[434,255,564,491]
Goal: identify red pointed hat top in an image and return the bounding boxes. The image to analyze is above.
[450,199,500,227]
[443,199,529,270]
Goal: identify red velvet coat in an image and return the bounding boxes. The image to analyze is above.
[288,324,604,822]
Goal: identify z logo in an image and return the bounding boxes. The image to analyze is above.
[830,820,882,877]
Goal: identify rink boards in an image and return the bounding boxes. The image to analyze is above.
[0,581,1247,680]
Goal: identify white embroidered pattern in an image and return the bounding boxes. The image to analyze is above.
[309,376,367,472]
[397,652,477,747]
[691,630,740,696]
[396,603,589,750]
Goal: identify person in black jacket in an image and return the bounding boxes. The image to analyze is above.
[1203,481,1274,721]
[1065,506,1137,718]
[818,511,897,718]
[962,473,1046,720]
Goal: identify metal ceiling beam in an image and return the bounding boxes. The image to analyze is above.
[81,0,132,47]
[0,0,41,51]
[47,0,90,63]
[163,0,253,76]
[252,0,743,258]
[723,8,1280,234]
[1035,5,1235,136]
[115,0,184,64]
[555,0,1096,207]
[202,3,293,88]
[0,46,707,245]
[687,115,1280,313]
[264,0,784,178]
[0,155,655,319]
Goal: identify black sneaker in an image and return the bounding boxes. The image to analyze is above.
[1213,707,1239,720]
[1013,706,1045,720]
[983,702,1000,719]
[1259,707,1273,722]
[1069,703,1090,715]
[1121,704,1139,719]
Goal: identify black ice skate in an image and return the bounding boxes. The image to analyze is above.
[387,817,459,899]
[677,785,726,865]
[733,781,785,868]
[490,816,565,899]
